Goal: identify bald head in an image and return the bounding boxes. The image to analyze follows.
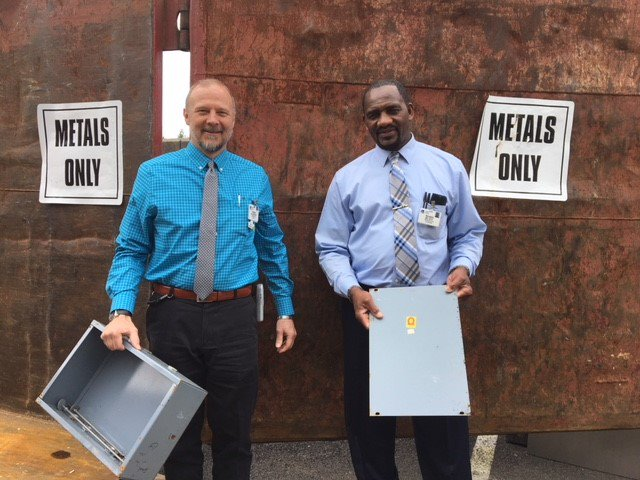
[185,78,236,113]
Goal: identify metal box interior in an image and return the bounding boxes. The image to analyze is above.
[37,321,206,480]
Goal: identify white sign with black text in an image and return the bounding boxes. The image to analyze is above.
[470,96,574,201]
[37,101,123,205]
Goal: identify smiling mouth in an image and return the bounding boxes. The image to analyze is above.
[377,128,397,138]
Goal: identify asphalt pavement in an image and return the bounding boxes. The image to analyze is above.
[0,409,629,479]
[219,435,629,479]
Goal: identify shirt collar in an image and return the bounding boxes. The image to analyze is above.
[374,134,417,167]
[187,142,231,172]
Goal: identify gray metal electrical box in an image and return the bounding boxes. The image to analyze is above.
[369,285,470,417]
[37,321,207,480]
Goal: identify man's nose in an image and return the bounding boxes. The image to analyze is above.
[206,112,220,124]
[378,111,393,125]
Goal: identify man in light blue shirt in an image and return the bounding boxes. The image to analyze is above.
[315,79,486,480]
[102,79,296,480]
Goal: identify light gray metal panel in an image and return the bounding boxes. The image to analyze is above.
[37,321,207,480]
[369,285,470,417]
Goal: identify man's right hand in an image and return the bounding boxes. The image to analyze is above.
[349,287,383,330]
[100,315,141,351]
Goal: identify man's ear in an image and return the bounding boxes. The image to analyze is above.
[406,102,415,120]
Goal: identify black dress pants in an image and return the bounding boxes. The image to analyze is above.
[341,298,472,480]
[146,295,258,480]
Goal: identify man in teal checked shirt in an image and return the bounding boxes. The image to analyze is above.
[102,78,297,480]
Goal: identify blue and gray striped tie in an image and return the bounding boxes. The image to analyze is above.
[389,152,420,285]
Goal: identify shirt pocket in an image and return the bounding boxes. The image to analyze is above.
[416,206,447,242]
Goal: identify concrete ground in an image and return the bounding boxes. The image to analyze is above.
[245,435,629,480]
[0,410,629,479]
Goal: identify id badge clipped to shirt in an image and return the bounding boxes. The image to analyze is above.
[418,192,446,228]
[418,205,441,228]
[248,202,260,230]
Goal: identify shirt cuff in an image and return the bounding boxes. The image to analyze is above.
[110,292,137,315]
[449,258,474,276]
[274,296,294,317]
[337,275,360,298]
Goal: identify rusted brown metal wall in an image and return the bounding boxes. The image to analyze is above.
[1,0,638,445]
[191,0,640,439]
[0,0,155,412]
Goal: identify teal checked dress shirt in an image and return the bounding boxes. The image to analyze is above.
[106,143,294,316]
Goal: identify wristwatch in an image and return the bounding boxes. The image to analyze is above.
[108,309,132,322]
[277,315,293,321]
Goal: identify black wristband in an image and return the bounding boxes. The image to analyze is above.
[108,309,132,322]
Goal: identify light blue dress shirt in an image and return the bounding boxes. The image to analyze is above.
[106,143,294,316]
[315,136,486,297]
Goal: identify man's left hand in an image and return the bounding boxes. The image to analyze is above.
[446,266,473,298]
[275,317,297,353]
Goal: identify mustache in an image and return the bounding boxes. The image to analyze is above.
[375,126,397,135]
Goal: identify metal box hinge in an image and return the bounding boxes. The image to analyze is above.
[57,399,125,462]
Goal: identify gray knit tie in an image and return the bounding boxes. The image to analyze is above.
[194,161,219,300]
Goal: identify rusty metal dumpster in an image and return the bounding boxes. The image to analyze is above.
[1,0,638,441]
